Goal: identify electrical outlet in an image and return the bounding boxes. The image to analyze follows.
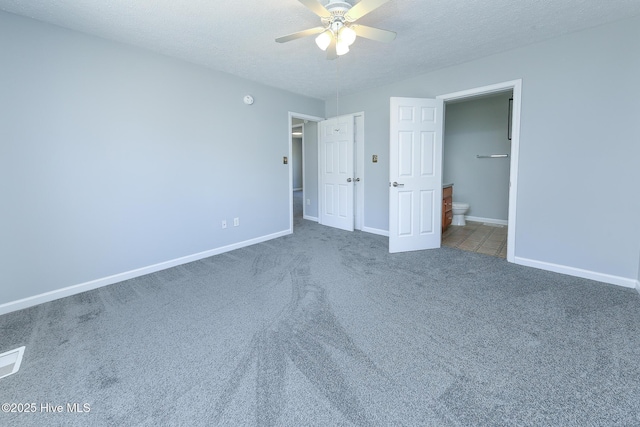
[233,218,239,227]
[221,220,227,229]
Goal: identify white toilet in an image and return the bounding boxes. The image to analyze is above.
[451,202,469,226]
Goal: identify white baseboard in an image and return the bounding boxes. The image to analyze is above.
[0,230,291,316]
[636,280,640,295]
[514,256,637,289]
[465,216,508,226]
[4,231,634,316]
[303,215,319,222]
[362,226,389,237]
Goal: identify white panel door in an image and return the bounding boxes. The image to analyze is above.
[320,116,354,231]
[389,97,443,253]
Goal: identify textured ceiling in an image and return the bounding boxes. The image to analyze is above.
[2,0,640,100]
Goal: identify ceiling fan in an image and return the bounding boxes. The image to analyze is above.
[276,0,396,59]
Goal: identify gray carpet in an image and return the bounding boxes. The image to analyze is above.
[1,192,639,426]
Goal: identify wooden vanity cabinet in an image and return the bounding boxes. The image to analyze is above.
[442,186,453,232]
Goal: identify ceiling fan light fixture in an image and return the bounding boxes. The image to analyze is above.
[315,30,332,51]
[276,0,395,60]
[339,26,357,46]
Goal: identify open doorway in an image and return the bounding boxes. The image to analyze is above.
[437,80,522,263]
[291,120,304,226]
[441,90,513,258]
[288,112,364,234]
[288,112,324,233]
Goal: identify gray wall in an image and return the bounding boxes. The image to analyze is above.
[443,92,512,221]
[0,11,323,305]
[292,138,303,190]
[327,15,640,282]
[302,121,319,219]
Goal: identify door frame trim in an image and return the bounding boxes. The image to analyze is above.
[436,79,522,263]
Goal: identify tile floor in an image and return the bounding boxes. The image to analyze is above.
[442,221,507,258]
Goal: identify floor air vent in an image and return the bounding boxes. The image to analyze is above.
[0,346,25,379]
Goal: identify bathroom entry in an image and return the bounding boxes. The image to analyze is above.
[441,90,514,258]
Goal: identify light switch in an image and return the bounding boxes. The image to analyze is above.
[372,154,378,163]
[283,156,288,164]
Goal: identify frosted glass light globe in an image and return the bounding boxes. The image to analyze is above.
[340,26,357,46]
[336,40,350,56]
[315,30,332,51]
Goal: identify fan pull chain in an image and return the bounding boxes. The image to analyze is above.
[336,57,340,117]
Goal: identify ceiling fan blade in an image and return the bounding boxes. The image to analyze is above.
[326,37,338,60]
[344,0,390,22]
[353,25,396,42]
[299,0,331,18]
[276,26,326,43]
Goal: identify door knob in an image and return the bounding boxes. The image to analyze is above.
[355,178,361,182]
[347,178,352,182]
[392,182,404,187]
